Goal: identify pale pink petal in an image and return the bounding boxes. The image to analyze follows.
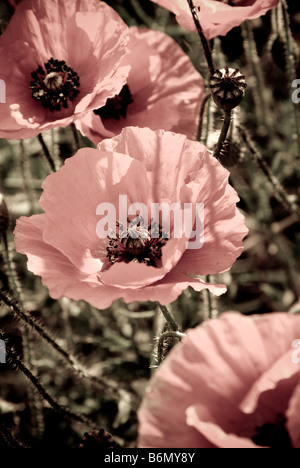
[79,27,204,143]
[138,313,300,448]
[151,0,279,39]
[100,128,248,276]
[241,351,300,415]
[98,238,187,289]
[14,215,123,308]
[186,406,261,448]
[0,0,130,139]
[39,147,150,274]
[121,269,226,306]
[15,128,245,306]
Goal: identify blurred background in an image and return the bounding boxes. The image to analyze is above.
[0,0,299,448]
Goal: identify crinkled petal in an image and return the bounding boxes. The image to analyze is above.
[186,406,261,448]
[78,27,204,143]
[138,313,300,448]
[40,148,150,274]
[0,0,130,139]
[151,0,279,39]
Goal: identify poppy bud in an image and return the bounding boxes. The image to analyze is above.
[210,67,247,112]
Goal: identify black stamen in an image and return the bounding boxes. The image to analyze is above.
[252,414,293,448]
[93,84,133,121]
[30,57,80,111]
[105,217,167,268]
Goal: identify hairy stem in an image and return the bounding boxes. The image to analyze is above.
[213,110,232,159]
[157,304,179,331]
[197,93,211,142]
[186,0,215,75]
[37,134,57,172]
[238,125,300,219]
[279,0,300,157]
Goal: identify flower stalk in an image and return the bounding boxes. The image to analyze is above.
[157,304,180,332]
[37,133,57,172]
[186,0,215,75]
[213,110,232,159]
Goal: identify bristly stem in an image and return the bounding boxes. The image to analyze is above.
[0,289,129,399]
[238,125,300,219]
[186,0,215,75]
[157,331,185,365]
[241,22,270,128]
[1,331,95,428]
[279,0,300,158]
[37,133,57,172]
[197,93,211,142]
[157,304,179,331]
[19,140,36,214]
[71,122,81,150]
[213,110,232,159]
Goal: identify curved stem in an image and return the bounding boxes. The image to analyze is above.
[238,125,300,219]
[197,93,211,142]
[213,110,232,159]
[186,0,215,75]
[279,0,300,157]
[71,122,81,150]
[157,304,179,331]
[37,134,56,172]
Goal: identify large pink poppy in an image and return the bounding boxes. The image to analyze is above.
[138,312,300,448]
[14,127,247,309]
[152,0,279,39]
[75,26,204,144]
[0,0,130,139]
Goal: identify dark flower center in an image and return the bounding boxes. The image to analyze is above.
[30,58,80,111]
[93,85,133,120]
[252,414,292,448]
[105,217,167,268]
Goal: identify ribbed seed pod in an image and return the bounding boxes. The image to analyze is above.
[210,67,247,112]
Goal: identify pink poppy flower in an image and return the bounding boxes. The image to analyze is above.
[152,0,279,39]
[138,312,300,448]
[14,127,247,309]
[0,0,130,139]
[75,26,204,144]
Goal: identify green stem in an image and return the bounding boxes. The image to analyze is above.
[242,22,270,128]
[213,110,232,159]
[279,0,300,157]
[37,134,56,172]
[157,304,179,331]
[197,93,211,142]
[0,289,127,399]
[19,140,36,214]
[71,122,81,151]
[238,125,300,219]
[186,0,215,75]
[2,334,95,428]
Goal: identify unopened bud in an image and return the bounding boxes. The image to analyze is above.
[0,194,9,236]
[270,36,299,71]
[210,67,247,112]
